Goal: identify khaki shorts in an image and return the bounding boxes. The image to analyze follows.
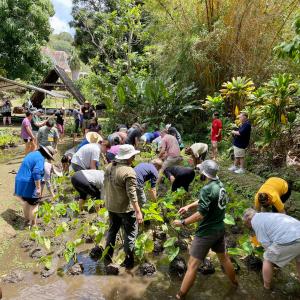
[233,146,246,158]
[82,119,90,131]
[190,230,225,261]
[264,240,300,268]
[162,156,183,170]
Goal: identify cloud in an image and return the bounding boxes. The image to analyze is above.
[52,0,72,8]
[50,15,71,34]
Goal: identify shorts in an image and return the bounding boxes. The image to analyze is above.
[190,230,225,261]
[162,156,183,171]
[136,185,147,207]
[71,171,100,200]
[57,124,64,135]
[82,119,91,131]
[22,197,40,206]
[264,240,300,268]
[2,112,11,117]
[23,138,32,143]
[233,146,246,158]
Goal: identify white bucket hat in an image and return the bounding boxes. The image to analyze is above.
[196,160,219,180]
[115,144,140,160]
[86,132,103,144]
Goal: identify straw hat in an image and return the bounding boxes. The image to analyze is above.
[86,132,103,144]
[115,144,140,160]
[40,145,56,160]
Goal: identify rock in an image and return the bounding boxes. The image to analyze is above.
[30,248,45,259]
[82,234,94,244]
[198,258,215,275]
[243,255,262,271]
[138,262,156,276]
[153,230,166,241]
[41,268,55,278]
[174,239,188,251]
[105,263,120,276]
[69,263,84,275]
[2,270,24,283]
[169,256,187,277]
[20,239,35,249]
[89,245,104,260]
[153,240,164,255]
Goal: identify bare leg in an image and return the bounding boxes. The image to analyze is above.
[217,253,238,285]
[177,256,201,298]
[262,260,273,289]
[3,117,6,126]
[234,157,240,168]
[29,204,39,226]
[79,199,86,211]
[8,116,11,125]
[22,201,30,221]
[240,157,245,169]
[212,142,218,160]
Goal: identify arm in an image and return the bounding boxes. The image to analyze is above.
[273,196,286,214]
[178,200,199,214]
[90,160,97,170]
[125,175,143,223]
[25,125,35,140]
[158,138,167,159]
[149,188,157,201]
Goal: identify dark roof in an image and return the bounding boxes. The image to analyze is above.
[31,65,86,108]
[0,76,67,98]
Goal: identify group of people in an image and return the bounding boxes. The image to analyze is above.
[13,107,300,298]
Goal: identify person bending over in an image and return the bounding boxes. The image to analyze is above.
[173,160,238,299]
[164,166,195,192]
[255,177,291,213]
[185,143,208,167]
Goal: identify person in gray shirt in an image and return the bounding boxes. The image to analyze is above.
[243,209,300,289]
[37,119,59,149]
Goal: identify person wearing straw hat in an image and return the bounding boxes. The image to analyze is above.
[104,144,143,269]
[71,132,103,171]
[15,145,56,227]
[134,158,163,207]
[173,160,237,299]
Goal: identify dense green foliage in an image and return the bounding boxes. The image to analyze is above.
[0,0,54,82]
[48,32,74,55]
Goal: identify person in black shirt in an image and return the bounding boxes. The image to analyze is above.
[164,166,195,192]
[81,101,96,134]
[125,123,146,148]
[228,112,251,174]
[55,107,65,138]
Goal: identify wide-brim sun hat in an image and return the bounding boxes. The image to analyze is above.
[196,160,219,180]
[115,144,140,160]
[41,145,56,160]
[86,132,103,144]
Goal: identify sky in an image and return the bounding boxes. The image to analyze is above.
[50,0,74,35]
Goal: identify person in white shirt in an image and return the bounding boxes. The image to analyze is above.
[71,132,103,171]
[71,169,104,211]
[185,143,208,167]
[243,209,300,289]
[41,162,63,198]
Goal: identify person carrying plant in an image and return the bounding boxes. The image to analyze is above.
[243,208,300,289]
[157,129,183,184]
[37,119,59,150]
[255,177,291,213]
[228,112,251,174]
[80,101,96,134]
[71,169,104,211]
[211,111,222,160]
[185,143,208,167]
[104,144,143,269]
[173,160,238,299]
[134,158,163,207]
[31,109,47,137]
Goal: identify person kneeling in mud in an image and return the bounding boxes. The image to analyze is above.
[134,158,163,207]
[164,166,195,192]
[173,160,238,299]
[185,142,208,167]
[71,169,104,211]
[255,177,291,213]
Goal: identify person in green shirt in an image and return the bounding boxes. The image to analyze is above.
[173,160,238,299]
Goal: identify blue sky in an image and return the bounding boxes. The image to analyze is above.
[50,0,74,35]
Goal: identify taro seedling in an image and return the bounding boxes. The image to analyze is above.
[135,232,154,262]
[163,237,180,262]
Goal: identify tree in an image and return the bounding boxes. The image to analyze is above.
[0,0,54,82]
[69,50,81,81]
[48,32,75,55]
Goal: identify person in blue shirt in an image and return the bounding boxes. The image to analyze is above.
[228,112,251,174]
[15,145,55,227]
[134,159,163,207]
[141,129,160,144]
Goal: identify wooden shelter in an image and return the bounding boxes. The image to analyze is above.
[31,65,86,108]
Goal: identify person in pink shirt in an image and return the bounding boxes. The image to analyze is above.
[211,111,222,160]
[21,112,36,154]
[157,129,183,183]
[107,144,121,162]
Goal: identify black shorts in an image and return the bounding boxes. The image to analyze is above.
[190,230,225,261]
[22,197,40,206]
[2,112,11,117]
[172,170,195,192]
[71,171,100,200]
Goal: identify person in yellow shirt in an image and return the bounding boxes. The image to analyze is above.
[255,177,291,213]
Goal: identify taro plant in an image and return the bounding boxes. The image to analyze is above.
[163,237,180,262]
[135,232,154,262]
[64,238,84,263]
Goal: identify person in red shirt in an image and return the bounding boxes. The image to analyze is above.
[211,111,222,160]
